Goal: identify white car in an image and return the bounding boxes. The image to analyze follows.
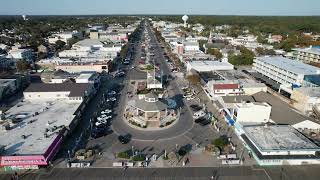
[107,97,117,102]
[104,115,112,120]
[107,91,116,96]
[95,121,107,126]
[193,110,206,119]
[101,109,112,114]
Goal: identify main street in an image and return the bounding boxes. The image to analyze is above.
[82,21,222,165]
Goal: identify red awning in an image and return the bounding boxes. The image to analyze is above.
[0,155,47,166]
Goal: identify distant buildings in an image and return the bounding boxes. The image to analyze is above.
[8,47,34,62]
[293,47,320,64]
[48,31,82,44]
[267,34,283,44]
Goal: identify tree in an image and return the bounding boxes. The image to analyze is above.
[186,74,201,86]
[54,40,66,51]
[16,60,30,72]
[228,46,255,66]
[207,48,223,59]
[255,47,276,56]
[212,137,228,150]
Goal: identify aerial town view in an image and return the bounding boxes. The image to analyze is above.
[1,0,320,179]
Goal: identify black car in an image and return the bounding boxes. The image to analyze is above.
[190,104,202,112]
[195,117,206,123]
[118,134,131,144]
[199,119,211,126]
[91,126,108,139]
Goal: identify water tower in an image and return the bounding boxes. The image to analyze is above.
[182,15,189,28]
[22,15,27,21]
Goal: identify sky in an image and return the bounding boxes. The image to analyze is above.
[0,0,319,16]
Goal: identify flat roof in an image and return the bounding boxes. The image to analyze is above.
[0,79,15,86]
[222,95,255,104]
[0,99,81,155]
[294,47,320,55]
[76,73,94,80]
[252,91,311,125]
[24,83,91,97]
[294,87,320,97]
[243,125,320,151]
[255,56,320,75]
[74,39,103,47]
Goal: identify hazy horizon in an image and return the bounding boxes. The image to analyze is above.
[1,0,319,16]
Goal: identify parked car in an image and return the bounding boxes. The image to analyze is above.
[107,91,117,96]
[118,134,131,144]
[106,97,117,102]
[199,119,211,126]
[101,109,112,114]
[190,104,202,112]
[193,110,206,119]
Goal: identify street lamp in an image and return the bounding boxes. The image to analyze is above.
[132,146,134,157]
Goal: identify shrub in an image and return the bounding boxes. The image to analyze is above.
[132,155,145,161]
[117,151,130,159]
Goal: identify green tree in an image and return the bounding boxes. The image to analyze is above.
[16,60,30,72]
[54,40,66,51]
[186,74,201,86]
[212,137,228,150]
[207,48,223,59]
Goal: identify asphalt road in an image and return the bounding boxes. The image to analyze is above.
[4,165,320,180]
[111,21,194,141]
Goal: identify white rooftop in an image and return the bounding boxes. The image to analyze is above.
[187,60,234,72]
[294,47,320,55]
[243,125,320,151]
[0,99,81,155]
[76,73,94,80]
[255,56,320,75]
[74,39,104,47]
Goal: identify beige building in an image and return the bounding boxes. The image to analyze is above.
[291,87,320,114]
[56,62,110,73]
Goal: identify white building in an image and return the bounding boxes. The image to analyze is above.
[8,48,34,61]
[206,82,242,97]
[24,82,94,102]
[58,50,91,58]
[55,62,110,73]
[291,87,320,114]
[292,47,320,64]
[253,56,320,91]
[240,125,320,165]
[186,61,234,72]
[183,41,199,52]
[48,31,81,44]
[225,102,271,126]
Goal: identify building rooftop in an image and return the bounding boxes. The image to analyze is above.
[294,47,320,55]
[294,87,320,97]
[187,61,234,72]
[242,125,320,151]
[255,56,320,75]
[221,95,255,104]
[252,91,311,125]
[74,39,103,47]
[24,83,91,97]
[0,99,81,155]
[0,79,15,87]
[131,97,168,112]
[213,83,239,90]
